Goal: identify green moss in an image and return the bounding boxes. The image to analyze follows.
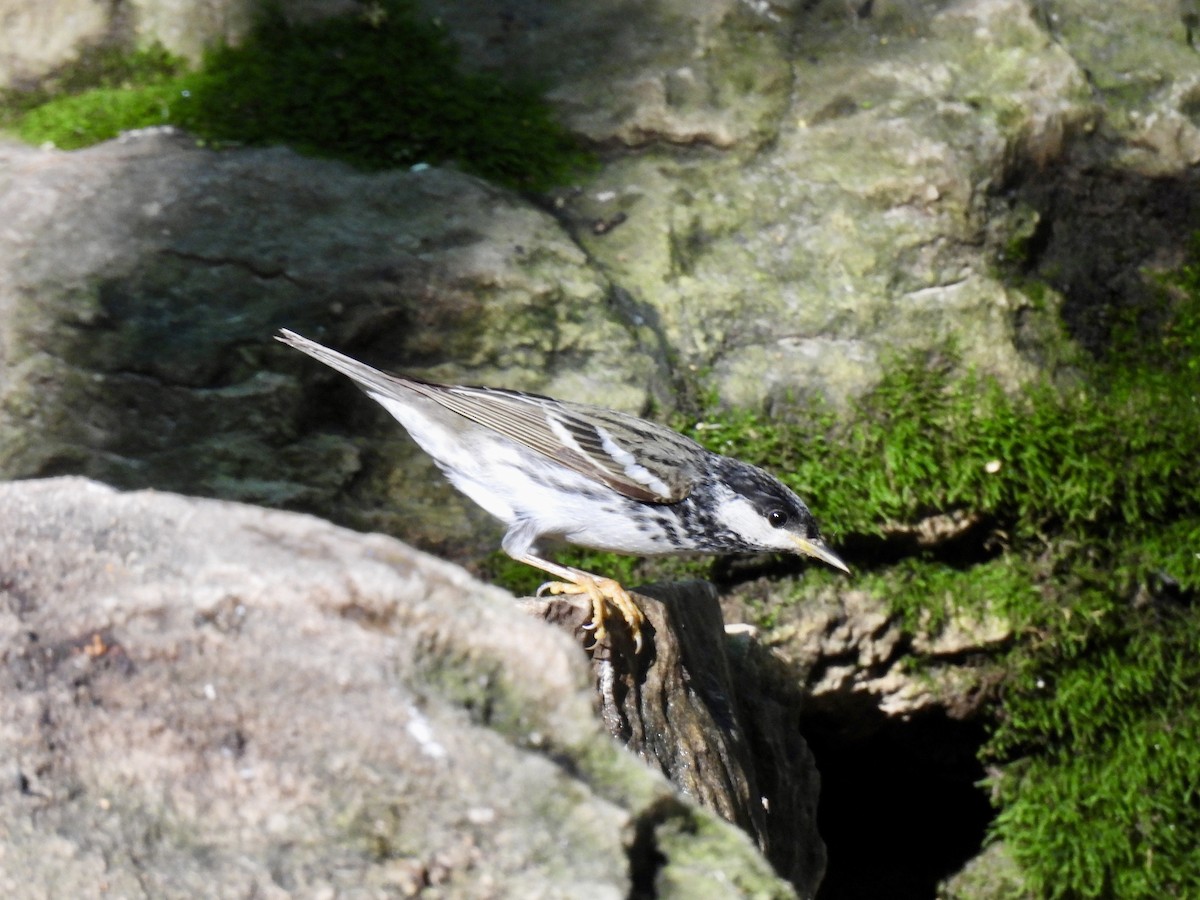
[0,42,186,130]
[13,81,188,148]
[4,1,591,190]
[651,803,798,899]
[859,553,1040,634]
[685,342,1199,552]
[988,603,1200,898]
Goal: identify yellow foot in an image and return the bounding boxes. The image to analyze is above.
[539,576,645,652]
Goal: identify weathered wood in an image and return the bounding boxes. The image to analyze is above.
[523,581,826,895]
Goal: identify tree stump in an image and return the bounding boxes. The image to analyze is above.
[523,581,826,895]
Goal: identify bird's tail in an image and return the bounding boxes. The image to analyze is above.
[275,329,414,397]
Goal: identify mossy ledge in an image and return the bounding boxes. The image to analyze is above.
[693,247,1196,896]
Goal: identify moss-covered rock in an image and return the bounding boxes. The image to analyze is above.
[0,477,802,898]
[6,1,592,190]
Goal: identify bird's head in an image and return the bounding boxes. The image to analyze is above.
[708,459,850,574]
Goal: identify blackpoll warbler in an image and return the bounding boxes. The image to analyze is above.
[278,330,849,650]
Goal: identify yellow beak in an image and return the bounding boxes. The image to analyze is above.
[791,535,851,574]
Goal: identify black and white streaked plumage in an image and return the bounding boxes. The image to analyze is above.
[277,330,849,650]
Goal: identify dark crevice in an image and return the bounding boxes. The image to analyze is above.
[626,796,686,900]
[802,702,993,899]
[159,248,304,284]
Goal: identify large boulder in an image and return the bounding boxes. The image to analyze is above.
[0,477,804,898]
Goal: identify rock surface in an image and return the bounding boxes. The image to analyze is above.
[0,131,655,558]
[412,0,793,149]
[5,0,1200,893]
[0,0,358,85]
[3,0,1198,548]
[0,477,804,899]
[757,587,1010,721]
[556,0,1089,408]
[4,0,1198,403]
[0,0,111,87]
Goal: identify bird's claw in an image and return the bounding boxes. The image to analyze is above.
[535,576,643,653]
[591,577,642,654]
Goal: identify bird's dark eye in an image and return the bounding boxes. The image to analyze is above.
[767,509,789,528]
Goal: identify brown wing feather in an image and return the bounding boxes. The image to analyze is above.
[275,330,697,503]
[408,382,698,503]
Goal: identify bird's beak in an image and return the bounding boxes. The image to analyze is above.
[791,535,851,575]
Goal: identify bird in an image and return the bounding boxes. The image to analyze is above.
[277,329,850,651]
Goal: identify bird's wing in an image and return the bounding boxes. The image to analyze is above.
[276,329,697,503]
[416,383,698,504]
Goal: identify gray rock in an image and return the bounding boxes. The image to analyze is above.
[411,0,793,149]
[1040,0,1200,169]
[0,0,791,151]
[0,476,800,899]
[0,1,357,87]
[0,132,655,556]
[0,0,111,87]
[730,584,1010,723]
[6,0,1200,416]
[558,0,1094,408]
[938,841,1033,899]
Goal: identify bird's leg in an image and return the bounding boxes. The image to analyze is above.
[515,553,645,652]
